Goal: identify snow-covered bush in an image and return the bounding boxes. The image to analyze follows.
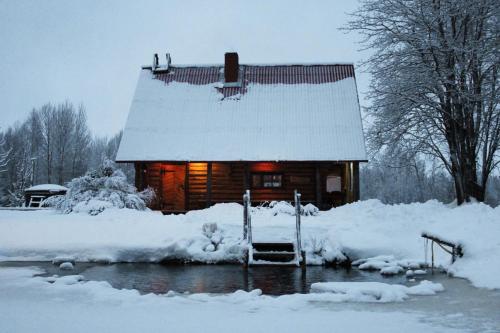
[202,222,224,251]
[44,160,154,215]
[266,201,319,216]
[302,203,319,216]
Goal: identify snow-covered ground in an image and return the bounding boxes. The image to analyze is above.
[0,200,498,288]
[0,267,474,333]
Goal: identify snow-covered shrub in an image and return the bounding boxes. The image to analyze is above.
[44,160,154,215]
[267,201,319,216]
[202,222,223,251]
[268,201,295,216]
[302,203,319,216]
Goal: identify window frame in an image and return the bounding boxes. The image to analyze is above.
[251,172,284,189]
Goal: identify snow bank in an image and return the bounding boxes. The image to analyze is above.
[0,199,498,288]
[0,267,461,333]
[310,281,444,302]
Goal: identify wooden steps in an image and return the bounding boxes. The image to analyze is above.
[249,242,303,266]
[252,242,294,253]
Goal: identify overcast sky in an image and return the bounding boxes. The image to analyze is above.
[0,0,368,136]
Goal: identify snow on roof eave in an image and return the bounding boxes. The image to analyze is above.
[115,158,368,163]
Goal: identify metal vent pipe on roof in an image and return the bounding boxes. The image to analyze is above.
[153,53,159,69]
[224,52,239,82]
[166,53,171,69]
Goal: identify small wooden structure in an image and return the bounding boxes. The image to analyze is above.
[24,184,68,207]
[422,232,464,269]
[116,52,367,212]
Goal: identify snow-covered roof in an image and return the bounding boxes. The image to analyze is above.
[116,64,367,162]
[25,184,68,192]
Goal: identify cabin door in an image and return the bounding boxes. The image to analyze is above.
[162,164,186,211]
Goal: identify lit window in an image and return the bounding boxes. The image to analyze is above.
[252,173,283,188]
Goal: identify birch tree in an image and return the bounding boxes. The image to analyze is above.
[348,0,499,204]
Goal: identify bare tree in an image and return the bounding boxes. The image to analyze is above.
[0,101,134,206]
[70,104,91,178]
[348,0,499,204]
[0,129,9,173]
[39,103,55,183]
[53,102,76,184]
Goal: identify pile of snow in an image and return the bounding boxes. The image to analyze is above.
[310,281,444,302]
[256,201,319,216]
[59,262,74,270]
[352,255,425,275]
[0,199,499,288]
[43,160,154,215]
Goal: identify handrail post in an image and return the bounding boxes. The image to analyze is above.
[294,189,302,262]
[247,190,252,246]
[243,190,252,246]
[243,192,248,241]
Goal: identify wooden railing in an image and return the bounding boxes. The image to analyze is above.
[421,232,464,268]
[294,190,303,263]
[243,189,252,246]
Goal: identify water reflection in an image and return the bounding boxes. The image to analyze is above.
[0,262,412,295]
[77,264,410,295]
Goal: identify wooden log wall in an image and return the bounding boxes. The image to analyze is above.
[136,161,360,211]
[144,162,163,209]
[249,162,317,204]
[211,163,246,204]
[188,163,207,210]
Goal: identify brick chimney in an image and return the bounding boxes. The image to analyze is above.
[224,52,239,83]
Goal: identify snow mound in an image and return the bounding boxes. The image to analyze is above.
[310,280,444,302]
[51,275,84,285]
[59,262,74,270]
[353,255,425,276]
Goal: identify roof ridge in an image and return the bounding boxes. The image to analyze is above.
[142,62,355,70]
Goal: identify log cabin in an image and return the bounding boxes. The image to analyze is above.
[116,52,367,213]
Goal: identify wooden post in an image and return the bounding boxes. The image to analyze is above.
[315,164,322,208]
[206,162,212,208]
[159,166,164,210]
[353,162,360,201]
[295,190,303,268]
[184,162,189,211]
[134,162,146,191]
[244,163,250,191]
[243,192,248,240]
[431,240,434,273]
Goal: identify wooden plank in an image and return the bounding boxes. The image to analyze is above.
[184,163,189,211]
[353,161,360,201]
[315,164,322,208]
[244,163,250,190]
[207,162,212,208]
